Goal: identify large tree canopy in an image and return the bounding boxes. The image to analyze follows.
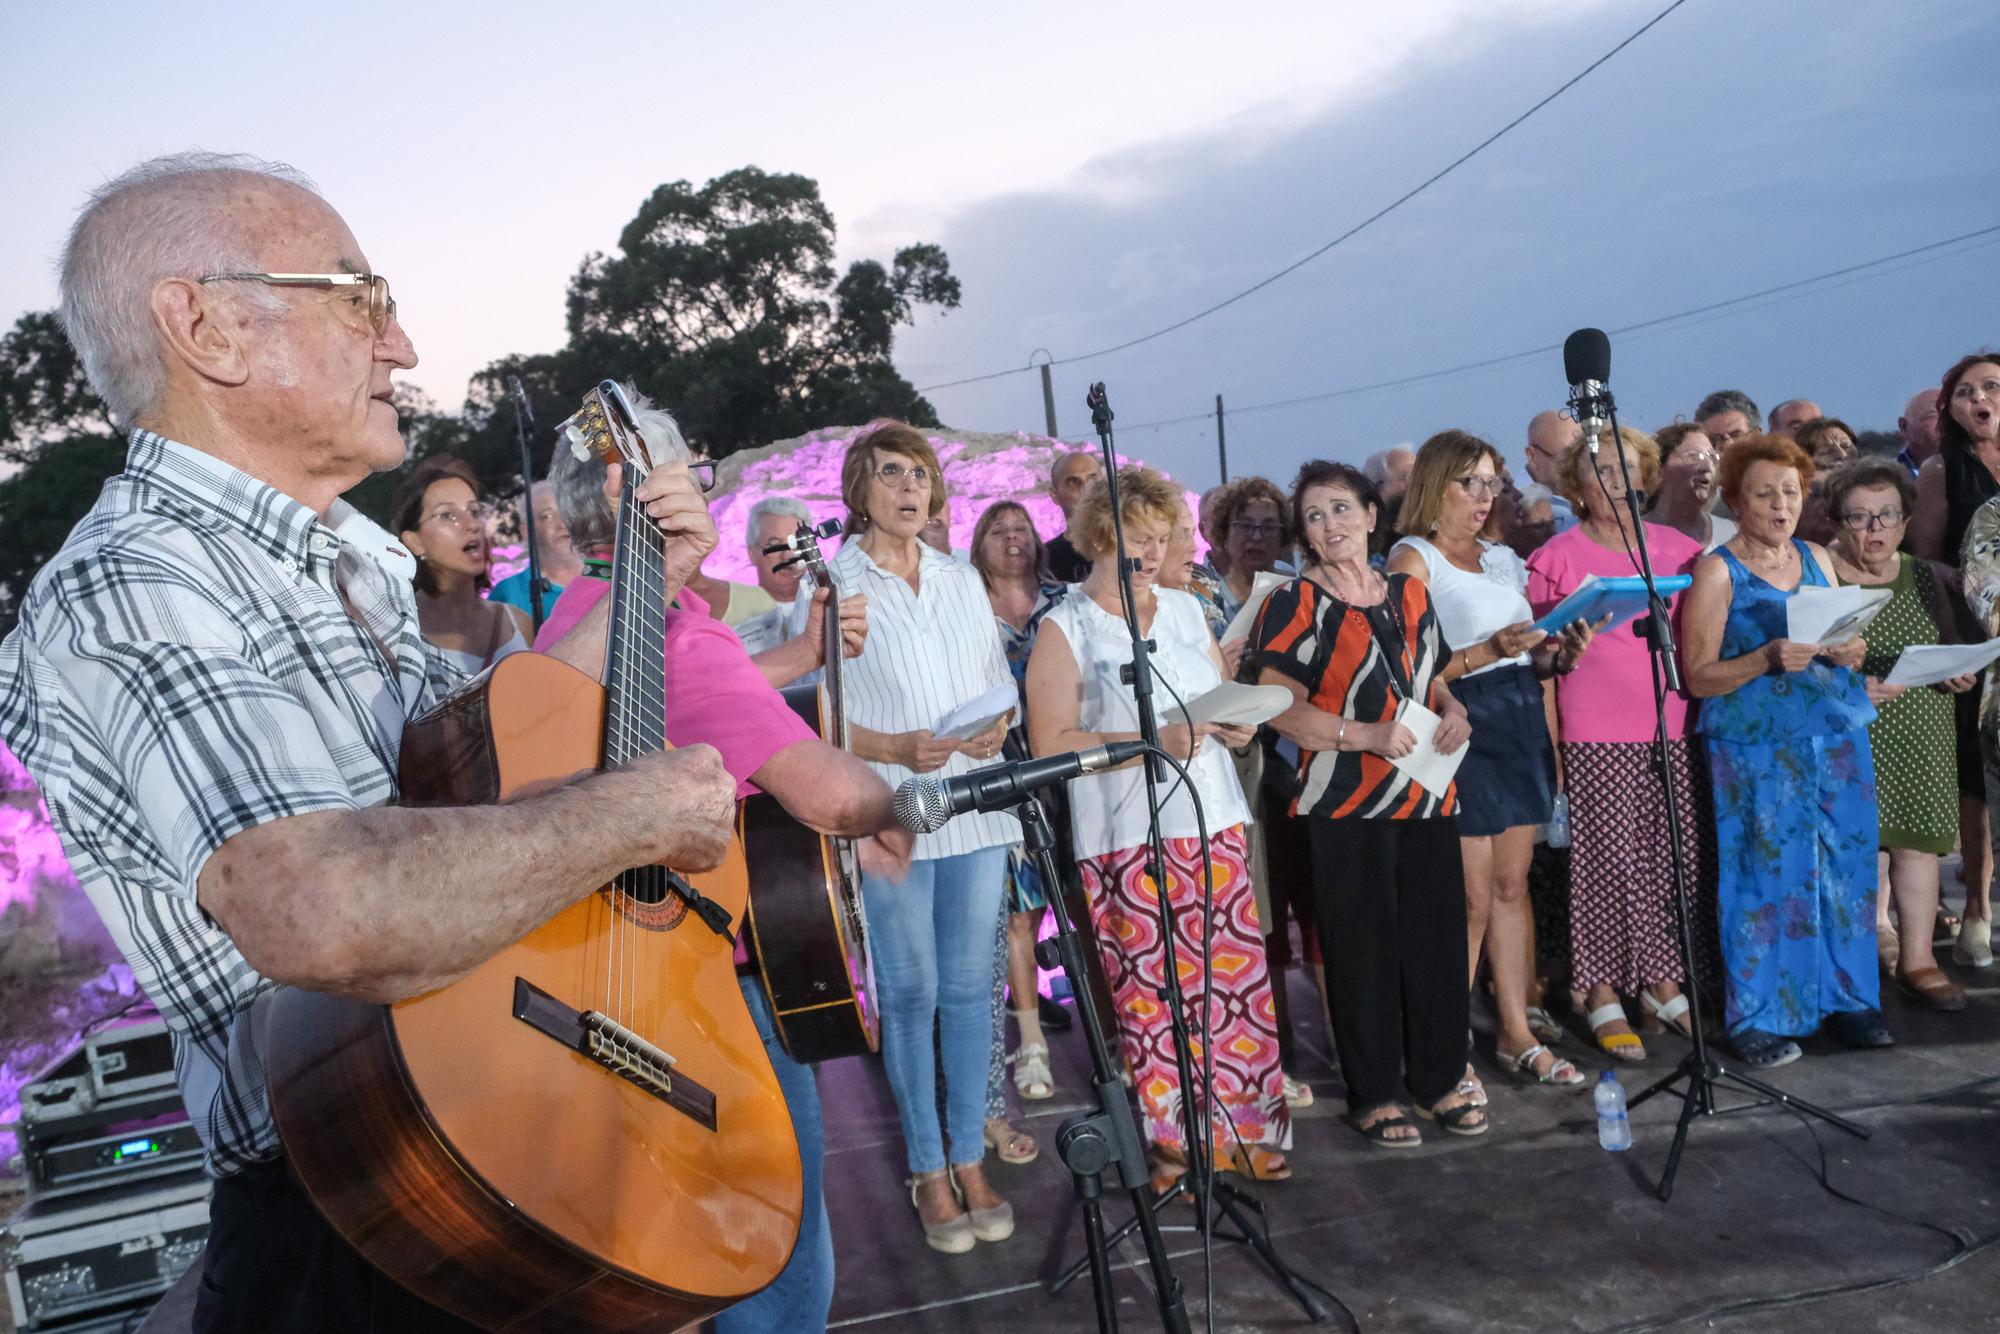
[0,165,956,621]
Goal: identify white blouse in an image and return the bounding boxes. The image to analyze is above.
[1042,588,1253,861]
[1390,535,1532,676]
[793,540,1020,861]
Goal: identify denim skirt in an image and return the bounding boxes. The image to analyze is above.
[1450,662,1556,837]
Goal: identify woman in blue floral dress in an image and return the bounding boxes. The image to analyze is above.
[1683,435,1888,1068]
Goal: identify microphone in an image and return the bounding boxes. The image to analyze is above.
[892,742,1149,833]
[1563,328,1612,456]
[506,374,535,429]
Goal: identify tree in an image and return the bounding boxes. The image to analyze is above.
[455,166,960,475]
[0,311,112,465]
[0,434,128,631]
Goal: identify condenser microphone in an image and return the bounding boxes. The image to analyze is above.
[892,742,1149,833]
[506,374,535,428]
[1563,328,1612,456]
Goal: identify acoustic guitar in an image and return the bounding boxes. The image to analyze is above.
[739,521,880,1063]
[266,382,801,1331]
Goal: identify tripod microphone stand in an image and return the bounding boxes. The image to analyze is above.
[1564,352,1868,1201]
[1048,383,1327,1325]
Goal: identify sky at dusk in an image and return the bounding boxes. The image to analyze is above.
[3,0,1995,492]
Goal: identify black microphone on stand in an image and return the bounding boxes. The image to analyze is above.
[891,743,1147,832]
[1563,327,1612,455]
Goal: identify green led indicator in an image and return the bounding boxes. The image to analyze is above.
[114,1138,157,1161]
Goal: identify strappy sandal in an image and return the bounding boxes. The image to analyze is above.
[1525,1004,1564,1045]
[1729,1028,1801,1069]
[1457,1065,1488,1108]
[983,1117,1039,1165]
[1416,1095,1490,1137]
[1588,1001,1646,1062]
[1221,1143,1292,1181]
[1345,1104,1423,1150]
[1282,1073,1315,1108]
[1497,1043,1586,1088]
[1898,965,1968,1012]
[1011,1043,1054,1101]
[948,1165,1014,1243]
[1639,991,1694,1039]
[908,1170,974,1254]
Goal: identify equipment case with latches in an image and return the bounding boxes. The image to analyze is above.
[2,1172,210,1330]
[18,1014,176,1123]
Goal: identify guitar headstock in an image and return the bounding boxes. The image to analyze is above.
[765,518,843,591]
[560,380,656,475]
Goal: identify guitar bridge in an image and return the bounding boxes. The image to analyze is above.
[512,978,717,1131]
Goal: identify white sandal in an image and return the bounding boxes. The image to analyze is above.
[1012,1043,1054,1100]
[1282,1073,1315,1108]
[1640,991,1693,1037]
[1954,915,1993,969]
[1498,1042,1586,1087]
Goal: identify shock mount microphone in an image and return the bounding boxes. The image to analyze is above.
[1563,327,1612,455]
[891,741,1149,833]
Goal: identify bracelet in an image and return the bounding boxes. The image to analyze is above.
[1337,717,1348,749]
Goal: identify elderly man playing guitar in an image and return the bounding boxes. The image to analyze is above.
[0,153,805,1332]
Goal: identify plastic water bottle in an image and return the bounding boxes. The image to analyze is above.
[1595,1069,1632,1151]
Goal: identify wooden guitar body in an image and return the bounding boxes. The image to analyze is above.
[267,651,802,1332]
[739,679,878,1063]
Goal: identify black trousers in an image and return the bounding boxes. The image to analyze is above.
[193,1157,482,1334]
[1308,817,1470,1112]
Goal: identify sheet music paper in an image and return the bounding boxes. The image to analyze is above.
[934,682,1019,741]
[1222,571,1292,645]
[1882,636,2000,690]
[1388,697,1469,800]
[1785,585,1891,648]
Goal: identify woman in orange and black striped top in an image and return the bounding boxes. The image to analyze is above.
[1251,460,1485,1149]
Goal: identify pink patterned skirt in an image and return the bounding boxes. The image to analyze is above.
[1078,825,1291,1152]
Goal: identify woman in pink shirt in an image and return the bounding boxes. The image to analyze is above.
[1526,427,1720,1064]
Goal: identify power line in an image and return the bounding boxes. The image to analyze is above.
[917,0,1693,394]
[1109,222,2000,433]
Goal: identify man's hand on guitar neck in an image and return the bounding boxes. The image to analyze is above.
[751,588,870,689]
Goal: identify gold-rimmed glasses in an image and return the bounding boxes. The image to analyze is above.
[198,272,396,335]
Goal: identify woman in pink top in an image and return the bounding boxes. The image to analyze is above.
[1526,427,1720,1064]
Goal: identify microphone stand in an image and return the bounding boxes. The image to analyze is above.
[1586,393,1868,1202]
[1018,793,1188,1334]
[1049,384,1326,1324]
[507,375,547,633]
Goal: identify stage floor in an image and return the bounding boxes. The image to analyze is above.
[821,908,2000,1332]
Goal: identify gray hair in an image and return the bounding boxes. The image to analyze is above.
[59,151,320,429]
[547,384,691,551]
[1517,482,1554,509]
[745,495,812,545]
[1361,449,1388,484]
[1695,388,1762,430]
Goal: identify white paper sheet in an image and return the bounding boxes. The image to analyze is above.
[1222,571,1292,645]
[1882,636,2000,690]
[934,682,1019,741]
[1166,682,1294,729]
[1388,697,1469,800]
[1785,584,1891,647]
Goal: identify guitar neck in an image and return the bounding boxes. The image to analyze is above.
[605,467,670,763]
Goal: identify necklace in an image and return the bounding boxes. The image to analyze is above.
[1735,537,1794,574]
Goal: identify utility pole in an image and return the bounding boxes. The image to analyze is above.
[1032,349,1058,437]
[1215,394,1229,483]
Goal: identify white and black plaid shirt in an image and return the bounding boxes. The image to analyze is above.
[0,431,463,1176]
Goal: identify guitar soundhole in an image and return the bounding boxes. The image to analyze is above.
[609,870,689,931]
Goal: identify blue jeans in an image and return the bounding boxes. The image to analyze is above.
[864,846,1010,1173]
[716,976,833,1334]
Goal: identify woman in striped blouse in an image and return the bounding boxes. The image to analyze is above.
[1251,460,1483,1149]
[795,422,1020,1255]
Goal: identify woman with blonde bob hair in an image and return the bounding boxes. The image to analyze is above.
[1026,465,1291,1183]
[1528,425,1718,1063]
[800,420,1022,1253]
[1682,433,1885,1069]
[1388,431,1595,1092]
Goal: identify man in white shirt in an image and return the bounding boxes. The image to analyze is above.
[735,495,815,655]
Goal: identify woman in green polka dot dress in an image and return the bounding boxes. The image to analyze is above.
[1826,458,1975,1010]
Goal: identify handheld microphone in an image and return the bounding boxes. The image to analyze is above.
[1563,328,1612,456]
[892,742,1149,833]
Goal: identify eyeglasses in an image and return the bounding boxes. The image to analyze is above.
[1673,450,1720,467]
[1230,520,1283,538]
[1839,508,1906,532]
[875,462,933,488]
[687,461,718,493]
[1451,475,1504,498]
[198,272,397,335]
[424,502,493,530]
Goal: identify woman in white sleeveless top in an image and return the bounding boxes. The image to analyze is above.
[1387,431,1597,1091]
[1026,465,1291,1187]
[389,455,531,682]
